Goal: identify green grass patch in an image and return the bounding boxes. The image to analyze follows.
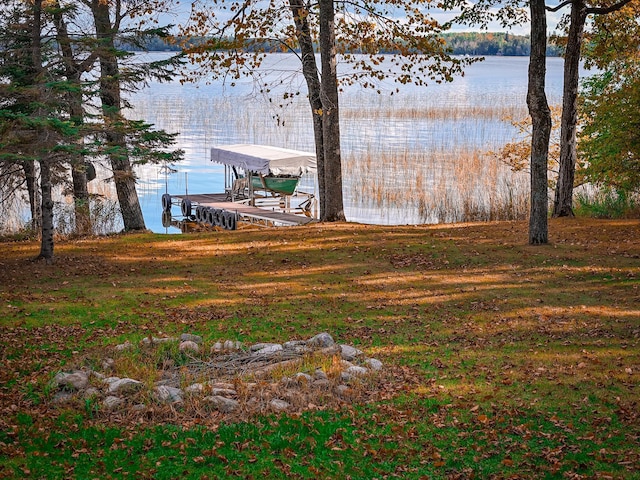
[0,219,638,478]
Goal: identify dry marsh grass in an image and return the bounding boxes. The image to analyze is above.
[2,87,535,235]
[341,102,528,122]
[344,146,529,223]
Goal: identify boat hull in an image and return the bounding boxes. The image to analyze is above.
[251,176,300,195]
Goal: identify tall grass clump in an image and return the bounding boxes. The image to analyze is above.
[341,92,528,123]
[52,166,123,237]
[0,181,34,237]
[575,186,640,219]
[343,147,529,224]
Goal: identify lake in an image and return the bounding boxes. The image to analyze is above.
[16,54,580,234]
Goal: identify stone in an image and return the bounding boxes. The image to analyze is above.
[270,399,290,412]
[250,343,282,353]
[307,332,335,348]
[313,369,328,381]
[317,345,341,356]
[340,360,355,369]
[185,383,204,394]
[102,358,115,371]
[103,376,120,385]
[335,385,351,396]
[254,344,283,355]
[115,341,133,351]
[340,345,363,361]
[295,372,313,383]
[346,366,369,376]
[53,371,89,390]
[132,404,146,412]
[224,340,240,350]
[154,385,183,404]
[83,387,100,399]
[283,340,306,350]
[282,341,312,353]
[313,379,331,388]
[90,371,105,381]
[364,358,383,371]
[283,340,309,354]
[205,395,239,413]
[141,336,176,345]
[280,377,297,387]
[212,342,223,352]
[179,340,199,353]
[340,372,353,382]
[108,378,143,394]
[211,388,237,397]
[103,396,124,409]
[180,333,203,344]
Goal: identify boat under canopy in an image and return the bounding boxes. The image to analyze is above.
[161,144,318,231]
[210,144,317,176]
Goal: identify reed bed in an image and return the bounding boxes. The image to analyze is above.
[2,83,533,234]
[340,92,528,122]
[341,105,525,121]
[343,146,530,224]
[0,194,30,234]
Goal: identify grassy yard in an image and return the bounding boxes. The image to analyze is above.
[0,218,638,479]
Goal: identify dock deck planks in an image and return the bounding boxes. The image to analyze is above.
[171,193,314,226]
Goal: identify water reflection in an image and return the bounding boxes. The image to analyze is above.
[126,55,571,232]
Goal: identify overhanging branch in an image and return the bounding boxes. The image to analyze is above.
[546,0,574,13]
[586,0,633,15]
[546,0,634,14]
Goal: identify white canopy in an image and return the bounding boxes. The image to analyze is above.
[210,144,317,176]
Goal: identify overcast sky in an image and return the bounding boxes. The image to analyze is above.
[157,1,565,38]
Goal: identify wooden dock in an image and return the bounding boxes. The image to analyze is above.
[167,193,315,227]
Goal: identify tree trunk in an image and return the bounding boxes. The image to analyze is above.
[71,163,91,234]
[289,0,327,217]
[68,74,92,235]
[53,1,92,234]
[31,0,54,260]
[553,0,587,217]
[92,0,146,231]
[39,157,54,262]
[319,0,345,222]
[21,160,42,233]
[527,0,551,245]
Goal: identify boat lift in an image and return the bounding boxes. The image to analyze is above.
[161,144,318,230]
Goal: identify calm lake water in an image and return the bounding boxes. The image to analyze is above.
[13,54,579,234]
[122,54,574,233]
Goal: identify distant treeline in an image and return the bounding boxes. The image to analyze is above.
[122,32,562,57]
[441,32,562,57]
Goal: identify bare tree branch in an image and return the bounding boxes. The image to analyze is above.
[586,0,634,15]
[546,0,574,13]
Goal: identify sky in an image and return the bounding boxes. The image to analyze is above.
[158,1,566,37]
